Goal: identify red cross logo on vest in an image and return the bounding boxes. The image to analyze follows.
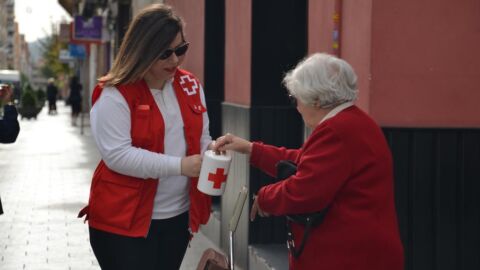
[179,75,198,96]
[208,168,227,189]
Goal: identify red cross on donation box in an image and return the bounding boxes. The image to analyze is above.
[208,168,227,189]
[197,150,232,196]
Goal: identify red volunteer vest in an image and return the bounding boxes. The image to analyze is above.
[78,69,211,237]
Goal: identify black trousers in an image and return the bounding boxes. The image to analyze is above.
[89,211,190,270]
[48,99,57,111]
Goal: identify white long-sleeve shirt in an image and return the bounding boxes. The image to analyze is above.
[90,79,212,219]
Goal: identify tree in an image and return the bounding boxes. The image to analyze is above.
[39,34,72,79]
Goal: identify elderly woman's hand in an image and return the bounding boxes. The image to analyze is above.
[212,133,253,154]
[250,195,270,221]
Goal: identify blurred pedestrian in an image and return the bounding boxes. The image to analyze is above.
[0,84,19,144]
[46,78,58,115]
[68,76,82,126]
[213,53,404,270]
[0,84,20,215]
[78,4,214,270]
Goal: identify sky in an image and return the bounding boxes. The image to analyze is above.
[14,0,72,42]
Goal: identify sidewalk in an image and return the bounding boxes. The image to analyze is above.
[0,103,218,270]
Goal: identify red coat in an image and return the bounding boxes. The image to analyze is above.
[79,69,211,237]
[252,106,404,270]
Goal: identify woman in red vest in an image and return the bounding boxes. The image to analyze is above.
[213,53,404,270]
[78,4,213,270]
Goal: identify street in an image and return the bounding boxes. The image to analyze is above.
[0,103,217,270]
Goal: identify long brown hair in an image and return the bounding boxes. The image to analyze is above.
[101,4,184,86]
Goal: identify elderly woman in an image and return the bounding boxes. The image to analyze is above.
[213,53,404,270]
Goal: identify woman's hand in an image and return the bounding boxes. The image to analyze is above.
[181,154,202,177]
[213,133,253,154]
[250,195,270,221]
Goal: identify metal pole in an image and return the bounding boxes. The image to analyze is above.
[229,231,234,270]
[80,109,84,135]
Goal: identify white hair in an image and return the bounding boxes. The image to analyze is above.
[283,53,358,108]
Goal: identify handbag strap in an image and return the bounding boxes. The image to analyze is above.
[286,216,315,258]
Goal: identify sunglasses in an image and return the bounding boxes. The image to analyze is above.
[158,42,189,60]
[288,94,297,106]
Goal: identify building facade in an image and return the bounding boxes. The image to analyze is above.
[0,0,32,81]
[0,0,16,70]
[57,1,480,269]
[0,0,8,69]
[168,1,480,269]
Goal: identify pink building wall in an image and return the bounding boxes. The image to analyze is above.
[341,0,372,113]
[166,0,205,84]
[309,0,480,128]
[308,0,335,55]
[224,0,251,106]
[308,0,373,113]
[169,0,252,105]
[370,0,480,127]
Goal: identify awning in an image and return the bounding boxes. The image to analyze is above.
[58,0,75,16]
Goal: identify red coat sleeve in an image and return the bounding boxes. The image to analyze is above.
[257,126,352,215]
[250,142,301,177]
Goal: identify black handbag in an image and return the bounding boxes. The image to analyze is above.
[276,160,328,258]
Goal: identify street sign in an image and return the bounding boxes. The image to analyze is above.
[59,49,74,62]
[72,16,102,43]
[68,44,87,59]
